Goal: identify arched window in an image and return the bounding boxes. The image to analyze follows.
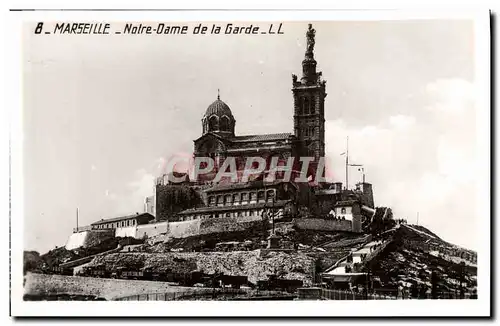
[232,194,240,204]
[257,191,265,202]
[220,116,230,131]
[208,196,215,206]
[209,116,219,131]
[341,208,346,214]
[303,97,309,115]
[202,118,207,133]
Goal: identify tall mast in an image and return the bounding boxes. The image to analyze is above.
[345,136,349,190]
[76,207,79,231]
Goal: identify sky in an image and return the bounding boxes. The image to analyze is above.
[22,20,479,253]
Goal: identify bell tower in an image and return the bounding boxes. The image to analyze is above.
[292,24,327,177]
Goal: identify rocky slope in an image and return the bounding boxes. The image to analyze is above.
[142,221,366,253]
[24,237,142,272]
[83,250,316,285]
[362,224,477,297]
[23,251,42,274]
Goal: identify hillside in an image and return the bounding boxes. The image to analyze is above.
[78,222,367,285]
[23,251,42,275]
[143,222,365,253]
[24,237,142,273]
[361,224,477,297]
[83,250,317,285]
[26,217,477,299]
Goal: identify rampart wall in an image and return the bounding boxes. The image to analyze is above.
[165,220,201,239]
[65,230,114,250]
[293,218,355,233]
[113,215,263,242]
[199,215,262,235]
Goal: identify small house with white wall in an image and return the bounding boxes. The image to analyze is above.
[90,212,155,230]
[333,200,362,221]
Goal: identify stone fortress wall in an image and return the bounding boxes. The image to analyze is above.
[65,230,115,250]
[293,218,352,232]
[69,213,362,250]
[111,214,264,242]
[293,216,363,233]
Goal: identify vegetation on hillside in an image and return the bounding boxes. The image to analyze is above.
[23,237,143,273]
[364,225,477,297]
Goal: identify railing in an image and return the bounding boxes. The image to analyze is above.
[429,291,476,300]
[115,287,476,301]
[320,288,476,300]
[354,240,390,272]
[323,240,388,274]
[321,288,397,300]
[115,287,294,301]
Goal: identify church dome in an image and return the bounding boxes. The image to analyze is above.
[204,98,234,120]
[202,94,236,136]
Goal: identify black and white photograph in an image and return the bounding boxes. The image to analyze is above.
[7,8,491,318]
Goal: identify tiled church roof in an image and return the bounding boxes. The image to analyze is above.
[230,132,293,143]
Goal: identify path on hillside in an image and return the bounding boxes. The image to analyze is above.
[323,238,388,275]
[59,245,122,269]
[317,234,371,250]
[402,224,437,239]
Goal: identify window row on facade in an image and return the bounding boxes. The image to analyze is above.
[179,208,278,222]
[207,189,276,207]
[204,115,232,132]
[92,219,138,230]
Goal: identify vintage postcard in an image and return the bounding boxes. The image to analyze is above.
[8,9,491,317]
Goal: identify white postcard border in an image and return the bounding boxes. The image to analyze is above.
[7,8,491,317]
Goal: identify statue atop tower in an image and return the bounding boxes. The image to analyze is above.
[292,24,327,182]
[301,24,318,85]
[306,24,316,58]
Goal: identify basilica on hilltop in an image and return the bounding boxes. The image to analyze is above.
[71,24,375,237]
[152,24,374,224]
